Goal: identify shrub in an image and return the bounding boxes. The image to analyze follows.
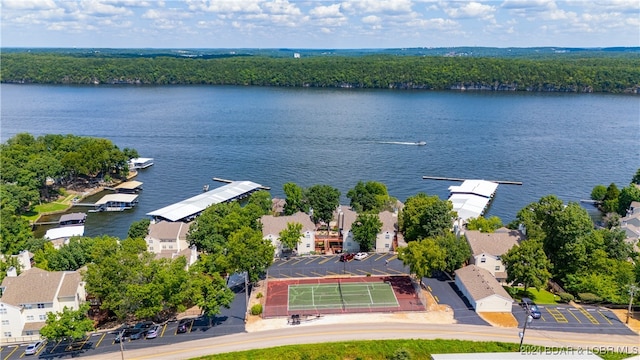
[388,349,412,360]
[558,293,575,303]
[250,304,263,315]
[578,293,602,304]
[256,292,263,299]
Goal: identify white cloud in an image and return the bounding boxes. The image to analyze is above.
[342,0,413,14]
[2,0,56,10]
[309,4,343,18]
[443,1,495,19]
[361,15,381,24]
[187,0,263,14]
[81,0,133,17]
[262,0,301,15]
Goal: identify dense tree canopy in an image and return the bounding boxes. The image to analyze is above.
[2,53,639,93]
[351,213,383,252]
[465,216,503,233]
[501,239,552,292]
[399,193,456,242]
[40,303,95,341]
[346,181,391,213]
[305,185,340,225]
[398,238,446,280]
[279,222,303,251]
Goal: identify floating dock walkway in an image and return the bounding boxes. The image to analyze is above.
[422,176,522,185]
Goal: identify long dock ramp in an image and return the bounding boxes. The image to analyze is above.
[422,176,522,185]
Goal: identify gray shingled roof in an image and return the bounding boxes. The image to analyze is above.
[336,206,358,232]
[0,268,81,306]
[455,265,513,302]
[260,212,315,237]
[465,228,522,257]
[148,221,191,241]
[378,210,398,232]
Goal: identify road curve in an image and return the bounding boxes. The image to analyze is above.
[81,322,639,360]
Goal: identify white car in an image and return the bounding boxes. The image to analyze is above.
[354,252,368,260]
[24,341,45,355]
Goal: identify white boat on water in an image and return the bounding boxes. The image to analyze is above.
[379,141,426,146]
[128,157,154,169]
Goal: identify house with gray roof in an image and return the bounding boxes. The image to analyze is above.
[464,227,523,283]
[620,201,640,252]
[0,268,86,342]
[146,220,197,267]
[336,206,360,253]
[375,210,399,253]
[260,212,316,257]
[454,264,513,313]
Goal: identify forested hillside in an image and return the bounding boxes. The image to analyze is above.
[2,52,638,93]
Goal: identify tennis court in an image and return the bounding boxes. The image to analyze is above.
[288,282,399,311]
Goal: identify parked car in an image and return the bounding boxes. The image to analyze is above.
[133,320,154,329]
[24,341,45,355]
[114,329,134,343]
[177,319,190,334]
[129,329,145,340]
[520,297,542,319]
[145,325,161,339]
[354,252,368,261]
[339,253,354,262]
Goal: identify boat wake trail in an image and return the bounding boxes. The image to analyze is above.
[378,141,426,146]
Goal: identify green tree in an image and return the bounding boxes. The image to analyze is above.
[127,218,150,240]
[224,227,274,283]
[399,193,455,242]
[617,184,640,216]
[40,303,95,341]
[0,208,34,255]
[397,238,446,280]
[632,168,640,185]
[305,184,340,225]
[346,181,390,213]
[189,267,234,326]
[465,216,503,233]
[246,190,272,216]
[283,182,306,215]
[436,233,471,273]
[351,213,382,252]
[501,239,552,292]
[278,222,303,252]
[590,184,607,202]
[602,183,620,213]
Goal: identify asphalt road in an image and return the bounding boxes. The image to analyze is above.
[78,322,640,360]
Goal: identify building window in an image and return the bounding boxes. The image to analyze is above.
[480,258,486,263]
[385,243,390,248]
[306,233,310,238]
[26,315,34,321]
[1,320,9,325]
[385,233,390,239]
[39,315,46,321]
[148,240,153,244]
[0,308,6,314]
[25,331,34,336]
[495,266,500,271]
[37,303,45,309]
[306,243,310,248]
[149,247,154,251]
[496,256,501,260]
[3,332,11,338]
[23,304,32,310]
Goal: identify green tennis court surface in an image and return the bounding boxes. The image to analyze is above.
[288,282,399,311]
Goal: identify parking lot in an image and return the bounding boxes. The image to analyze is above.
[0,285,247,360]
[268,253,408,278]
[422,271,488,326]
[514,303,636,335]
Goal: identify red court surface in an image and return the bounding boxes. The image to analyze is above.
[263,275,425,318]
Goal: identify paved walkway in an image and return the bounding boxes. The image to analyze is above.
[81,321,640,360]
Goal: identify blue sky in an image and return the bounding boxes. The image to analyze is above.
[1,0,639,49]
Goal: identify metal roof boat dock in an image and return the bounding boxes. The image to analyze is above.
[45,225,85,241]
[113,180,144,193]
[58,212,87,226]
[448,179,499,222]
[147,180,264,222]
[90,193,139,212]
[128,157,154,169]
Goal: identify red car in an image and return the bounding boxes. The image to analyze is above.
[339,253,354,262]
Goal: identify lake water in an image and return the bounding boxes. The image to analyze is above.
[1,84,638,239]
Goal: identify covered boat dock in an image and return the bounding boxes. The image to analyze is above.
[92,194,139,212]
[448,179,499,222]
[114,180,144,194]
[147,180,265,222]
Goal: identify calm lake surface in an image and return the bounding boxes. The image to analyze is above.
[1,84,638,239]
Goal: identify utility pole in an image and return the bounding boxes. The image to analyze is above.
[627,284,638,324]
[519,314,533,352]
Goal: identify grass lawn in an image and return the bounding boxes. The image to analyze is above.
[508,287,558,304]
[196,339,519,360]
[22,202,70,222]
[192,339,635,360]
